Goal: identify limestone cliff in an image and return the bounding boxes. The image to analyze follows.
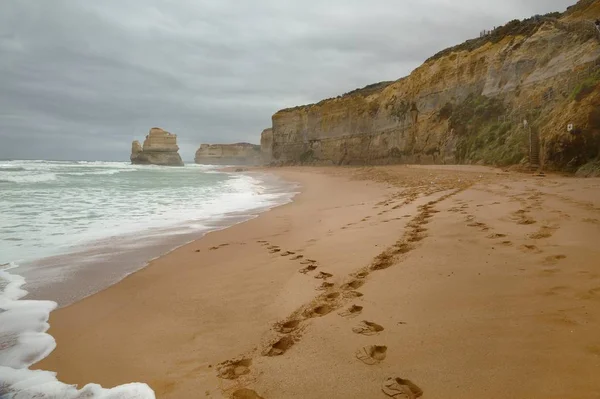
[194,143,261,165]
[264,0,600,173]
[131,128,184,166]
[260,128,273,164]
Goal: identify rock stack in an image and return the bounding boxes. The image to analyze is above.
[131,128,184,166]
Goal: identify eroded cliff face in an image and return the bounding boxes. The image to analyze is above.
[260,128,273,164]
[266,0,600,172]
[194,143,261,165]
[131,128,184,166]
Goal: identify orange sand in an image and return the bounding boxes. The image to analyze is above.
[37,166,600,398]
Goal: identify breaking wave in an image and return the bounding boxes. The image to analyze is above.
[0,263,155,398]
[0,173,58,184]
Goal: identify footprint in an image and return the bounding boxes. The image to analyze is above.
[352,321,384,335]
[371,253,394,270]
[257,240,268,244]
[304,304,333,318]
[355,271,369,279]
[341,279,364,290]
[529,227,555,239]
[267,245,279,250]
[232,389,264,399]
[316,282,335,291]
[280,251,295,257]
[300,259,317,265]
[264,336,294,356]
[269,248,281,254]
[382,377,423,398]
[216,358,252,380]
[486,233,507,239]
[339,305,363,318]
[276,319,301,334]
[583,218,600,224]
[544,254,567,265]
[500,241,513,246]
[343,291,364,299]
[407,233,425,243]
[518,218,536,225]
[520,244,541,253]
[291,254,304,260]
[324,292,341,301]
[392,243,412,255]
[299,265,318,274]
[467,222,488,231]
[315,272,333,280]
[577,287,600,300]
[355,345,387,365]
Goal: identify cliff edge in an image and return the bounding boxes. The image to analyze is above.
[131,128,184,166]
[263,0,600,173]
[194,143,261,165]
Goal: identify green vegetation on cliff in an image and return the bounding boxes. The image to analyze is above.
[446,95,529,166]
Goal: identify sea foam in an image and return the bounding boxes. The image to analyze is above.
[0,264,155,399]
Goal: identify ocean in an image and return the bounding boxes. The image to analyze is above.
[0,160,297,398]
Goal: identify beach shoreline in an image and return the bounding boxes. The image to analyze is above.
[36,166,600,398]
[17,168,297,308]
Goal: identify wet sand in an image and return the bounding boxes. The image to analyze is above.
[37,166,600,398]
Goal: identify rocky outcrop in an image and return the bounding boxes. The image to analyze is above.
[260,128,273,164]
[266,0,600,172]
[131,128,184,166]
[194,143,261,165]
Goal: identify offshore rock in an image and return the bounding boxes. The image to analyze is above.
[131,128,184,166]
[194,143,261,165]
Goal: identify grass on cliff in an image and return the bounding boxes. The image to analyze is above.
[448,94,529,166]
[570,69,600,102]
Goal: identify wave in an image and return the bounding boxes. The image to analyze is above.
[58,169,133,177]
[0,173,57,184]
[0,263,155,398]
[0,167,26,172]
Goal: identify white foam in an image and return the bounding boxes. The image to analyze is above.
[0,264,155,398]
[0,172,57,184]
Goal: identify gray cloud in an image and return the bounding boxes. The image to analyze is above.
[0,0,574,161]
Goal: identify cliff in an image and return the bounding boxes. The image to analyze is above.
[131,128,184,166]
[260,128,274,164]
[194,143,261,165]
[264,0,600,173]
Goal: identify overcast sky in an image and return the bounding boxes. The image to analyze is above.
[0,0,574,161]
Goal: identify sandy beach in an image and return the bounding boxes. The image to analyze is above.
[37,166,600,399]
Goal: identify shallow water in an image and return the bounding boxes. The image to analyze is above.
[0,160,297,398]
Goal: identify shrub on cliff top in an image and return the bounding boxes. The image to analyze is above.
[426,17,546,63]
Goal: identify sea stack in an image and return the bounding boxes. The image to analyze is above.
[194,143,261,165]
[131,128,184,166]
